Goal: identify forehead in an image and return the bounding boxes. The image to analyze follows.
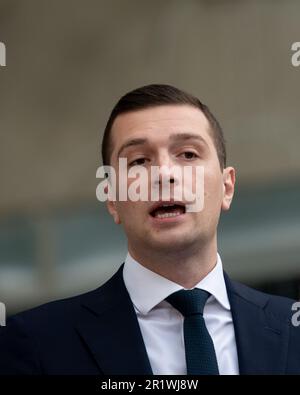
[110,105,212,149]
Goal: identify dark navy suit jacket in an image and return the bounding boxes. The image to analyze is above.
[0,264,299,375]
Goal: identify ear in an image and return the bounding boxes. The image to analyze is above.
[106,200,121,224]
[221,166,236,211]
[104,184,122,225]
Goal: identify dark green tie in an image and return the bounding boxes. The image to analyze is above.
[166,288,219,375]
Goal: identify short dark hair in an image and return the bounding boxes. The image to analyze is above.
[101,84,226,169]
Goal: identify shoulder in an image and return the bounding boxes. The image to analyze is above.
[4,264,125,332]
[0,289,93,346]
[226,275,298,321]
[0,268,124,374]
[2,263,126,341]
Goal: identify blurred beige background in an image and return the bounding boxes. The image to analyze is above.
[0,0,299,314]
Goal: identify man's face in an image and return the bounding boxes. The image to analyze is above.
[107,104,235,254]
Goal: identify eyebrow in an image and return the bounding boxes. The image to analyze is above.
[169,132,209,147]
[117,138,148,158]
[116,132,209,158]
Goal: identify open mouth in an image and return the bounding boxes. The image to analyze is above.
[149,202,186,219]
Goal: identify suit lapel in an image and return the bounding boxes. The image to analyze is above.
[224,273,290,374]
[76,264,153,375]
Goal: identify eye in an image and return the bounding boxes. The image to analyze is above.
[180,151,199,160]
[129,157,147,167]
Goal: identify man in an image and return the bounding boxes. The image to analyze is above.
[0,84,299,375]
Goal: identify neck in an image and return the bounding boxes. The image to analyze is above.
[128,237,218,289]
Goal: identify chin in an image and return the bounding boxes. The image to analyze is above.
[150,233,195,251]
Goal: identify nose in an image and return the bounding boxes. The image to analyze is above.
[152,152,178,186]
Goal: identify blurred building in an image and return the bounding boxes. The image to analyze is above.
[0,0,299,314]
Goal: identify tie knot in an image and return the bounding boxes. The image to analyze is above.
[166,288,210,317]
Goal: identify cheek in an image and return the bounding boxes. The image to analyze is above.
[115,201,145,223]
[203,172,223,207]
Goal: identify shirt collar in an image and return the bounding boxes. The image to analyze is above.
[123,252,231,315]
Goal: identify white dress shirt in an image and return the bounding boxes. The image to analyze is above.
[123,252,239,375]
